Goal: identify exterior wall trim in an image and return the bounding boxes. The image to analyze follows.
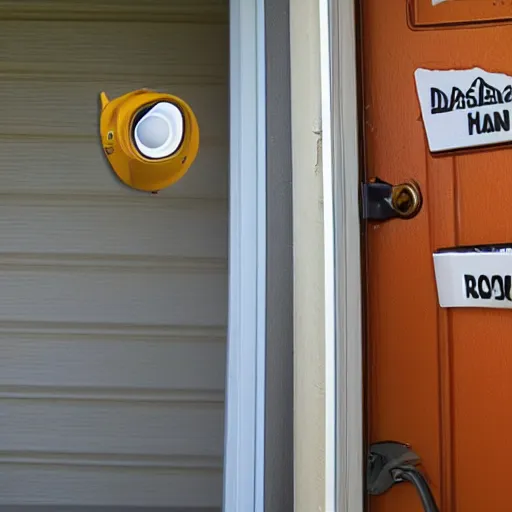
[223,0,267,509]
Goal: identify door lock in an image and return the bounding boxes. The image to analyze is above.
[362,177,423,221]
[367,441,440,512]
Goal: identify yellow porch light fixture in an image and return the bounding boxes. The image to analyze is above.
[99,89,200,192]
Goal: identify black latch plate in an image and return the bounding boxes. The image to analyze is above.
[361,178,398,221]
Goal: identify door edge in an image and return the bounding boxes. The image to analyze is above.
[328,0,365,510]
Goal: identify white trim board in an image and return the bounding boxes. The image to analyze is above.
[222,0,267,509]
[319,0,336,507]
[328,0,364,510]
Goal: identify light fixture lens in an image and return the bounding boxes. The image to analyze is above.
[134,102,184,159]
[136,116,169,148]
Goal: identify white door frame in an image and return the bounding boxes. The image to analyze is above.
[223,0,267,510]
[224,0,363,509]
[320,0,364,510]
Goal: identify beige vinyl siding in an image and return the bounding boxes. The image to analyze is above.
[0,0,228,508]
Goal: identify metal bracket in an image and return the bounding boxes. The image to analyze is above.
[367,441,421,495]
[367,441,440,512]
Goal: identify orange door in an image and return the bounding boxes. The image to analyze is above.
[362,1,512,511]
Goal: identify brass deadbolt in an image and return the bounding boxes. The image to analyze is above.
[390,181,422,219]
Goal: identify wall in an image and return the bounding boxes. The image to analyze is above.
[0,0,229,509]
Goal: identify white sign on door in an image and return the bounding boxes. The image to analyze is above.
[433,247,512,309]
[415,67,512,152]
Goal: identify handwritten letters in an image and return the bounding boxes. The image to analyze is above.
[415,67,512,152]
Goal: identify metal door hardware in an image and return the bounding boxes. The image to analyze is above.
[367,441,440,512]
[362,177,423,221]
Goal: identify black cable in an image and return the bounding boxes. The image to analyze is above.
[392,466,440,512]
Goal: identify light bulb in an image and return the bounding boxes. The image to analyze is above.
[134,102,184,159]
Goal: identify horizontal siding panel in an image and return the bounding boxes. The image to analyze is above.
[0,270,227,325]
[0,139,228,198]
[0,254,227,272]
[0,388,224,404]
[0,452,222,469]
[0,0,229,23]
[0,21,228,78]
[0,203,227,258]
[0,464,222,506]
[0,334,226,390]
[0,82,228,141]
[0,401,224,457]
